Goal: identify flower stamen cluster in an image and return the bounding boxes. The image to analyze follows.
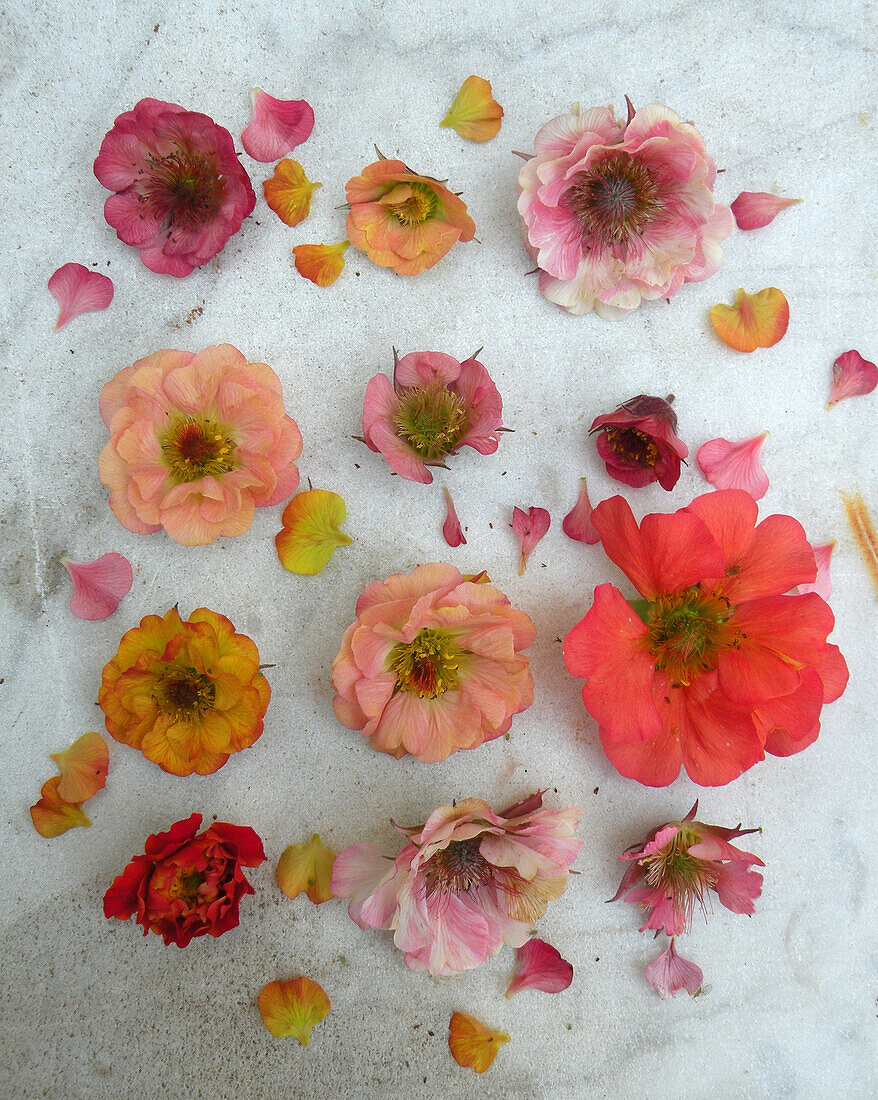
[390,628,462,698]
[567,152,662,252]
[392,380,468,460]
[160,415,238,483]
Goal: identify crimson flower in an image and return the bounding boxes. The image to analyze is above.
[590,394,687,491]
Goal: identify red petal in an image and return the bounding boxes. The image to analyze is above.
[697,433,769,499]
[562,478,600,544]
[241,88,314,162]
[730,191,801,231]
[756,667,824,756]
[207,822,266,866]
[48,263,114,328]
[505,938,573,996]
[663,680,765,786]
[62,553,133,619]
[442,487,466,547]
[599,720,683,787]
[811,643,849,703]
[828,349,877,406]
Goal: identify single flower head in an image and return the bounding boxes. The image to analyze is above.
[590,394,687,491]
[94,98,255,277]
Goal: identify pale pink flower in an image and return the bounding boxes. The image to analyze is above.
[99,344,302,546]
[442,487,466,546]
[512,506,550,573]
[798,541,835,601]
[562,478,600,544]
[331,792,582,976]
[48,263,114,328]
[518,102,733,318]
[362,351,504,484]
[62,553,133,619]
[241,88,314,162]
[828,350,877,407]
[505,938,574,996]
[331,563,535,762]
[730,191,801,231]
[644,937,703,998]
[697,432,769,499]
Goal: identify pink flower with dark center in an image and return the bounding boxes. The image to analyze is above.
[590,394,688,491]
[94,98,256,277]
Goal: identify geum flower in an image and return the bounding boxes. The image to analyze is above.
[331,792,582,975]
[331,564,534,762]
[361,350,504,484]
[590,394,687,491]
[518,101,733,317]
[99,344,302,545]
[563,490,848,786]
[94,98,255,277]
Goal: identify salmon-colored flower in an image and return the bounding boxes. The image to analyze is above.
[277,834,336,904]
[258,977,330,1043]
[346,157,475,275]
[331,792,582,975]
[49,731,109,803]
[263,158,321,226]
[331,563,535,762]
[710,287,789,352]
[48,263,113,328]
[99,344,302,546]
[730,191,800,231]
[697,432,769,499]
[448,1012,509,1073]
[292,241,348,286]
[441,76,504,142]
[563,490,848,786]
[30,777,91,838]
[99,606,270,777]
[94,98,255,277]
[103,812,265,947]
[518,102,733,317]
[590,394,687,491]
[62,553,133,619]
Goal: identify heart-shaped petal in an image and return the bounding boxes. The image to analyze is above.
[710,288,789,352]
[49,731,109,803]
[62,553,133,619]
[828,349,877,407]
[448,1012,509,1073]
[697,433,769,499]
[277,833,336,904]
[440,75,504,142]
[292,242,349,287]
[505,938,574,996]
[511,505,550,573]
[48,263,114,329]
[241,88,314,162]
[258,977,330,1043]
[644,937,703,998]
[263,158,321,226]
[275,489,352,574]
[730,191,801,231]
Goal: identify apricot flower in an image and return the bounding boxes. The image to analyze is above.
[710,288,789,352]
[441,76,503,142]
[275,489,351,574]
[277,834,336,904]
[263,159,320,226]
[259,977,330,1043]
[448,1012,509,1073]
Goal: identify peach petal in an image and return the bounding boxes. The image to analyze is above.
[797,541,835,601]
[275,488,352,574]
[62,552,133,619]
[511,505,550,574]
[448,1011,509,1073]
[241,88,314,162]
[505,938,574,996]
[828,349,877,407]
[440,75,504,142]
[258,976,330,1044]
[277,833,336,904]
[697,432,769,499]
[263,158,321,227]
[710,287,789,352]
[442,487,466,547]
[644,937,703,998]
[48,263,113,329]
[562,478,600,544]
[30,777,91,838]
[730,191,801,231]
[292,242,349,287]
[49,731,109,803]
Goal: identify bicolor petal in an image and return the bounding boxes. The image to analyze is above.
[275,488,352,574]
[277,833,336,904]
[293,242,349,286]
[505,938,573,996]
[263,158,321,226]
[440,75,504,142]
[30,777,91,837]
[49,730,109,803]
[448,1011,509,1073]
[710,288,789,352]
[828,349,877,407]
[258,977,330,1043]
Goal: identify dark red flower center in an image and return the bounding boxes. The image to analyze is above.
[567,152,662,251]
[602,425,659,467]
[144,147,225,229]
[157,668,217,719]
[160,415,238,483]
[389,628,462,698]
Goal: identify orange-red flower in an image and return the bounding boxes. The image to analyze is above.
[99,606,270,777]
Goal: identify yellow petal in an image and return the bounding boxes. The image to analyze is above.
[49,730,109,803]
[441,75,504,142]
[277,833,336,904]
[710,287,789,352]
[448,1011,510,1073]
[258,977,330,1044]
[263,158,321,227]
[30,777,91,838]
[275,489,352,574]
[292,242,349,287]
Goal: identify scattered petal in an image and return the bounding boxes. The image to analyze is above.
[275,489,352,574]
[730,191,801,231]
[30,777,90,838]
[62,552,133,619]
[797,541,835,601]
[440,75,504,142]
[511,506,550,574]
[49,731,109,803]
[697,432,769,499]
[277,834,336,904]
[442,487,466,547]
[48,263,113,329]
[241,88,314,162]
[263,158,321,226]
[293,242,349,287]
[505,938,574,996]
[258,977,330,1043]
[841,491,878,596]
[448,1012,510,1073]
[710,287,789,352]
[562,478,600,544]
[828,350,877,407]
[644,937,703,998]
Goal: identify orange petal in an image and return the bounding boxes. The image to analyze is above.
[263,158,321,227]
[30,777,91,838]
[277,833,336,903]
[275,488,352,574]
[258,977,330,1044]
[710,288,789,352]
[448,1011,510,1073]
[441,76,504,142]
[50,731,109,802]
[292,242,349,287]
[841,492,878,597]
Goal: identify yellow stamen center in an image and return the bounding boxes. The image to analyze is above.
[156,669,216,720]
[389,628,462,698]
[387,181,438,227]
[603,425,659,467]
[393,380,468,460]
[160,415,238,483]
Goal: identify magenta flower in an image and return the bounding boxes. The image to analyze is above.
[590,394,687,491]
[644,937,703,998]
[94,98,256,277]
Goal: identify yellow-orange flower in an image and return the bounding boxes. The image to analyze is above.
[99,607,270,777]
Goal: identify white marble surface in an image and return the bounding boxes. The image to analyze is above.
[1,1,876,1097]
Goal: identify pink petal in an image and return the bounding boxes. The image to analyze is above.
[730,191,801,231]
[505,938,574,996]
[827,350,878,407]
[562,478,600,544]
[797,541,835,601]
[62,553,133,619]
[48,263,114,329]
[241,88,314,162]
[697,432,769,499]
[511,506,550,574]
[442,487,466,547]
[644,938,703,999]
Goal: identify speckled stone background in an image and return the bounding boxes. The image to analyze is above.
[1,1,876,1097]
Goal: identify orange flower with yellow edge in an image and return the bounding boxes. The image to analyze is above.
[99,607,270,777]
[345,156,475,275]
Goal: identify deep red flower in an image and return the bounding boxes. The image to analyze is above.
[589,395,687,491]
[103,813,265,946]
[563,490,848,786]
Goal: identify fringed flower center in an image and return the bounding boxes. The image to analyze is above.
[393,380,468,460]
[422,837,494,895]
[646,587,732,686]
[390,628,462,698]
[568,152,661,250]
[144,148,225,229]
[168,867,206,904]
[160,415,238,483]
[387,181,438,227]
[602,425,659,467]
[156,668,217,720]
[640,827,716,930]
